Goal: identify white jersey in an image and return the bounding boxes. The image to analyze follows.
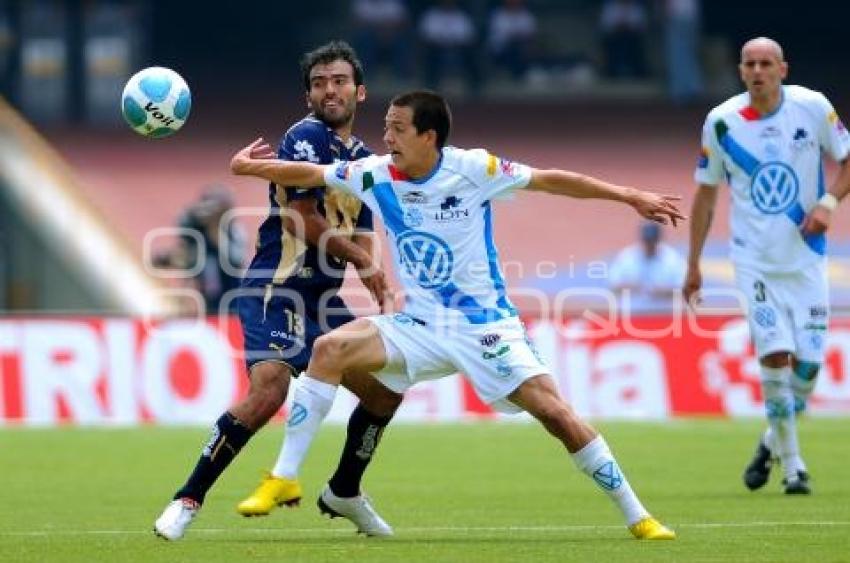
[694,85,850,272]
[324,147,532,325]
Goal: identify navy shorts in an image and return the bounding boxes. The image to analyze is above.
[238,287,356,373]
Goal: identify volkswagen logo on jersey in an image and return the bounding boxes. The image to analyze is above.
[396,231,454,289]
[750,162,799,214]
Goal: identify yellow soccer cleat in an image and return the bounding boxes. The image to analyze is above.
[236,473,303,517]
[629,516,676,540]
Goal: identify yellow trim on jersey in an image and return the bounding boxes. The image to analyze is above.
[272,186,307,285]
[486,153,498,176]
[323,187,362,234]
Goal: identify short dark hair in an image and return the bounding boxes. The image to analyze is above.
[300,40,365,90]
[390,90,452,149]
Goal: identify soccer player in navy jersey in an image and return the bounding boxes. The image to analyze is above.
[155,41,401,540]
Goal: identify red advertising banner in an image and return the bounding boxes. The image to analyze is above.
[1,315,848,425]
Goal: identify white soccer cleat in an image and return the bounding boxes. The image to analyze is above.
[154,497,200,541]
[317,485,394,537]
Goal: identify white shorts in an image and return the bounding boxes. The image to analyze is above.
[734,263,829,362]
[368,313,548,413]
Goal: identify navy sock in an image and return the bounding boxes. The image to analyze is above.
[328,404,392,498]
[174,412,253,504]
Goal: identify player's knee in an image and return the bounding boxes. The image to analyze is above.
[527,396,572,429]
[312,332,352,368]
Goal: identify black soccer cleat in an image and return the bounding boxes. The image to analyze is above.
[743,442,773,491]
[783,471,812,495]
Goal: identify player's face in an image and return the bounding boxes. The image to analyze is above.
[739,45,787,99]
[306,60,365,129]
[383,105,437,175]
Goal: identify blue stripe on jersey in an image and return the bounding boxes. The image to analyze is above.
[483,202,516,313]
[718,130,825,256]
[808,154,827,253]
[718,132,760,175]
[372,181,406,233]
[785,203,826,256]
[436,282,506,324]
[372,179,510,324]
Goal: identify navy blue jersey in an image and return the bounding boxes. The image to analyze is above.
[242,115,372,297]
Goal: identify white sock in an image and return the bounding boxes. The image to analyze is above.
[571,435,649,526]
[760,365,803,480]
[272,375,337,479]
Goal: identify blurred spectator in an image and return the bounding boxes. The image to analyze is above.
[418,0,481,95]
[599,0,649,79]
[351,0,412,80]
[83,0,139,125]
[0,0,13,100]
[18,0,69,122]
[158,186,246,314]
[487,0,537,81]
[663,0,703,103]
[609,222,686,313]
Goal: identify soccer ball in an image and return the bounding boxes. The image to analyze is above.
[121,67,191,138]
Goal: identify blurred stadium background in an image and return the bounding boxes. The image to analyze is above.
[3,1,850,561]
[0,4,850,561]
[1,0,848,424]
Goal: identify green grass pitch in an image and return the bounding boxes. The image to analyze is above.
[1,418,848,562]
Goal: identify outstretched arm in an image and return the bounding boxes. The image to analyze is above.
[526,168,686,225]
[230,138,327,188]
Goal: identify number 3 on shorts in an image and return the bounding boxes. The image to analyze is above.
[753,280,766,303]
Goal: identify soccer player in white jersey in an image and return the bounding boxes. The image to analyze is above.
[231,90,683,539]
[684,37,850,494]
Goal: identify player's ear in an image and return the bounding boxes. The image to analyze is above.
[305,92,311,110]
[356,84,367,103]
[424,129,437,148]
[779,61,788,80]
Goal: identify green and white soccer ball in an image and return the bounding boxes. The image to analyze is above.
[121,66,191,138]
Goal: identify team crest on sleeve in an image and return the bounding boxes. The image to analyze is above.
[334,161,350,180]
[499,158,517,177]
[697,147,710,168]
[293,139,320,163]
[829,111,848,135]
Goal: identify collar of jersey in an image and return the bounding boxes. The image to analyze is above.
[405,151,443,185]
[744,87,785,120]
[305,113,360,149]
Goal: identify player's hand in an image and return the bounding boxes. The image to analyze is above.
[231,137,276,174]
[631,191,687,226]
[800,205,831,236]
[682,265,702,310]
[357,262,392,312]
